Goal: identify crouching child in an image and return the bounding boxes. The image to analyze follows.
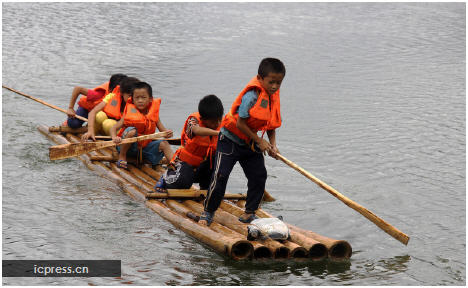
[155,95,224,192]
[110,81,174,169]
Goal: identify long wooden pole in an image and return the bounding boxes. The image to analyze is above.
[2,85,88,122]
[276,153,410,245]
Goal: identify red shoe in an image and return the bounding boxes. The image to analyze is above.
[61,120,68,127]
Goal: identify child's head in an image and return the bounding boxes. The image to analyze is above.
[257,58,286,96]
[132,82,153,112]
[120,77,140,103]
[198,94,224,130]
[109,73,127,92]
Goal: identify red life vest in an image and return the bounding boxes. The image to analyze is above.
[171,112,219,168]
[77,82,110,111]
[102,86,124,120]
[118,98,161,148]
[221,76,281,143]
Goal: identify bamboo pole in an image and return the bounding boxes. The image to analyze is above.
[165,200,272,259]
[220,201,326,260]
[146,200,253,260]
[183,200,290,259]
[276,153,409,245]
[4,86,88,122]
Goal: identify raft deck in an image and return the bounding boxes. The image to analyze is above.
[38,125,352,261]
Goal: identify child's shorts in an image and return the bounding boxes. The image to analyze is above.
[116,127,165,165]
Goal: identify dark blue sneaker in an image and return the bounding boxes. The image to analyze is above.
[238,213,258,224]
[199,211,214,226]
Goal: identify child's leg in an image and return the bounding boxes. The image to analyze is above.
[164,161,195,189]
[67,107,88,128]
[194,159,212,190]
[239,150,267,215]
[159,141,173,161]
[118,128,137,163]
[203,134,238,214]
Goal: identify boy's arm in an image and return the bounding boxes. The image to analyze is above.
[192,126,219,137]
[67,86,88,117]
[111,118,124,144]
[81,101,106,141]
[267,129,279,159]
[156,119,173,138]
[237,118,271,152]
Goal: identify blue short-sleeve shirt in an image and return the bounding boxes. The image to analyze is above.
[221,89,258,145]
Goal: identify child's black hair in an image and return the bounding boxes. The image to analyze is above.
[108,73,127,92]
[132,82,153,98]
[198,94,224,120]
[258,58,286,78]
[119,77,140,112]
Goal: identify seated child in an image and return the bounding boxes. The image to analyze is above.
[110,81,174,169]
[66,73,127,128]
[155,95,224,192]
[81,77,140,141]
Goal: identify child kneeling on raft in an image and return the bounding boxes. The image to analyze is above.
[154,95,224,192]
[66,73,127,128]
[110,81,174,169]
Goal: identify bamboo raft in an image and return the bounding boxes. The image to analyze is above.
[38,124,352,261]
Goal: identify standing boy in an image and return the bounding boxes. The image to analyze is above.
[200,58,285,226]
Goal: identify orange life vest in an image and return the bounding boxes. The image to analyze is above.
[102,86,124,120]
[77,82,110,111]
[171,112,219,168]
[118,98,161,148]
[221,76,281,143]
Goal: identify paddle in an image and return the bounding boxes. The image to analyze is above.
[49,131,170,161]
[275,153,410,245]
[3,86,183,146]
[2,85,88,122]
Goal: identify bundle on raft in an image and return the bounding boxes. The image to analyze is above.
[38,124,352,261]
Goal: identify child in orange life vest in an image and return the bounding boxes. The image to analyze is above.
[66,73,127,128]
[154,95,224,192]
[110,81,174,169]
[81,77,140,141]
[199,58,285,226]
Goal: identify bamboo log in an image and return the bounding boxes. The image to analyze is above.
[128,165,157,184]
[246,205,352,261]
[146,200,253,260]
[219,201,326,260]
[140,165,164,180]
[49,126,89,134]
[39,126,146,202]
[90,155,116,161]
[165,200,272,259]
[65,133,148,200]
[145,190,247,200]
[183,200,290,259]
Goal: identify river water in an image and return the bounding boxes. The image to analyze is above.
[2,2,465,285]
